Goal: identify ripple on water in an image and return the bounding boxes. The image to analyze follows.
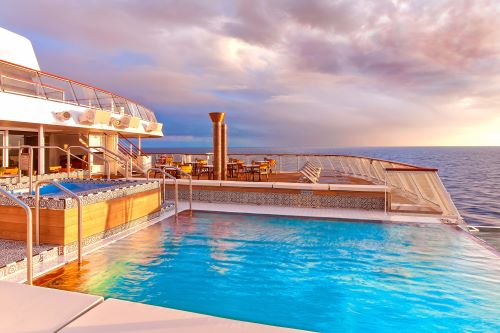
[37,211,500,333]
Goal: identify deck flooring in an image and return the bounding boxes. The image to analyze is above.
[173,171,373,185]
[0,239,53,267]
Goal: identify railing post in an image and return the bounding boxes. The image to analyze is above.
[35,180,83,264]
[174,180,179,216]
[28,147,33,195]
[0,189,33,285]
[36,72,48,99]
[88,150,92,178]
[66,149,71,178]
[146,168,178,216]
[189,176,192,211]
[384,170,387,214]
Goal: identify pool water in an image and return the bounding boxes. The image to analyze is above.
[37,211,500,332]
[30,182,114,195]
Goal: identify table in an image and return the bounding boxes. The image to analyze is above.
[198,164,214,179]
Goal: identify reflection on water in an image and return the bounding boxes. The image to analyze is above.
[37,211,500,333]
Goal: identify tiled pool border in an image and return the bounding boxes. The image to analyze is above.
[168,188,385,210]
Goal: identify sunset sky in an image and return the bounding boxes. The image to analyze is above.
[1,0,499,147]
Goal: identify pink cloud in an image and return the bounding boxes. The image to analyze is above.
[1,0,499,146]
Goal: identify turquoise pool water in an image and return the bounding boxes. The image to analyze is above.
[39,212,500,332]
[16,181,115,195]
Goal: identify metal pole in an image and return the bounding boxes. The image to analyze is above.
[146,168,178,216]
[163,173,167,203]
[88,150,92,178]
[18,148,22,183]
[384,170,387,214]
[0,189,32,285]
[189,176,192,211]
[221,123,227,180]
[66,149,71,178]
[28,147,33,194]
[77,196,82,263]
[38,124,45,175]
[174,180,178,216]
[35,180,84,264]
[165,166,192,211]
[35,187,40,246]
[2,130,8,168]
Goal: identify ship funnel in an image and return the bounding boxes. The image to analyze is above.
[209,112,226,180]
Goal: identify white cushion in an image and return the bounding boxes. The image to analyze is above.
[272,182,329,190]
[162,179,221,186]
[329,184,388,192]
[220,181,274,188]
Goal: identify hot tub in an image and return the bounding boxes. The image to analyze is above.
[0,179,162,246]
[12,180,118,196]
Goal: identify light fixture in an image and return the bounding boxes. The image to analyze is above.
[53,111,72,122]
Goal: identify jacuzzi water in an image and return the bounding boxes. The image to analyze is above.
[15,181,115,195]
[37,211,500,333]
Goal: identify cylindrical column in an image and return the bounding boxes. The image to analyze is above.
[209,112,225,180]
[2,130,9,167]
[38,124,45,175]
[221,123,227,180]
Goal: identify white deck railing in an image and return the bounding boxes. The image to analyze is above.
[0,59,157,123]
[150,153,462,221]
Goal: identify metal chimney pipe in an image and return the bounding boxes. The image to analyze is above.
[209,112,225,180]
[221,123,228,180]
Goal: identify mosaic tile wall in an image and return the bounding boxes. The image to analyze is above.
[168,188,385,210]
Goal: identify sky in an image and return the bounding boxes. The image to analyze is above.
[1,0,499,148]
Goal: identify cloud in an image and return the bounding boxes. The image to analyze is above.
[1,0,499,147]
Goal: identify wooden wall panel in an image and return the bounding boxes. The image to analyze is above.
[0,189,160,245]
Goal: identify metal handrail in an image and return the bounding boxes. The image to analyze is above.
[88,146,130,178]
[19,145,87,179]
[0,188,33,285]
[152,152,461,220]
[0,58,158,123]
[163,166,193,211]
[146,168,178,216]
[34,180,84,263]
[68,146,111,179]
[118,132,147,156]
[150,152,432,171]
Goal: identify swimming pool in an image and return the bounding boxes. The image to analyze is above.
[36,211,500,332]
[14,181,117,196]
